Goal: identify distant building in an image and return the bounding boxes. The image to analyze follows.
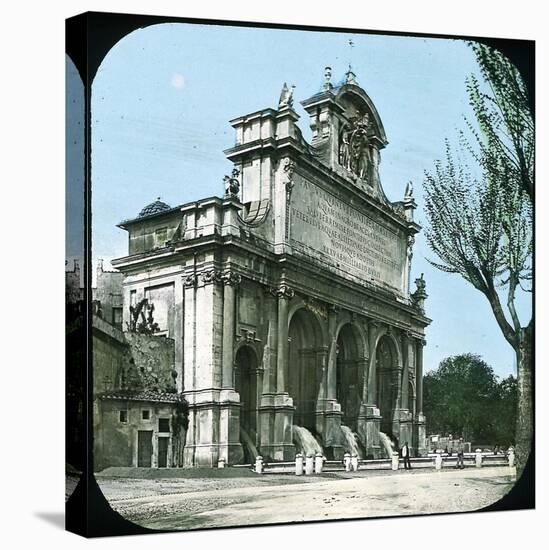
[112,68,431,467]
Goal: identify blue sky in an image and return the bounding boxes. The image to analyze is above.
[84,22,531,378]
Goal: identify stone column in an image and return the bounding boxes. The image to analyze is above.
[264,283,295,462]
[366,322,379,404]
[326,306,339,401]
[401,332,410,410]
[221,271,241,388]
[276,284,294,393]
[416,338,425,415]
[413,337,427,456]
[358,320,382,458]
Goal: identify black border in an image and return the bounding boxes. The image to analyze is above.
[65,11,535,538]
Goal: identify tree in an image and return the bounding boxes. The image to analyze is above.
[424,354,517,446]
[423,43,533,473]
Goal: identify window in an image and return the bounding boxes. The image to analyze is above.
[158,418,170,433]
[119,410,128,423]
[142,410,150,420]
[155,227,168,247]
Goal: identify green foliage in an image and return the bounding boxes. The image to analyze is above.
[423,43,532,351]
[424,354,517,446]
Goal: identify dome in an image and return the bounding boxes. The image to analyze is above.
[138,198,171,218]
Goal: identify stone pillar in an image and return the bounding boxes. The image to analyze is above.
[358,320,382,458]
[413,338,427,457]
[276,284,293,393]
[416,338,424,415]
[221,271,241,388]
[401,333,410,410]
[316,305,343,460]
[398,332,413,448]
[366,322,379,404]
[326,306,338,400]
[264,283,295,462]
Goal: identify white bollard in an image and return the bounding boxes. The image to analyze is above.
[343,453,351,472]
[391,452,399,471]
[351,454,359,472]
[217,457,226,469]
[255,455,263,474]
[315,453,324,474]
[475,450,483,468]
[305,454,315,475]
[435,453,443,470]
[508,447,515,468]
[295,453,304,476]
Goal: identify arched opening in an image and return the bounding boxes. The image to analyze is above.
[336,324,363,431]
[234,346,258,462]
[376,335,398,437]
[288,308,324,433]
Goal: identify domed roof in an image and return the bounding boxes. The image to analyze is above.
[138,198,171,218]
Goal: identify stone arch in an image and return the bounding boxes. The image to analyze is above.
[373,327,403,368]
[287,307,326,433]
[335,321,367,430]
[234,345,259,458]
[374,332,401,439]
[335,84,388,146]
[408,378,417,417]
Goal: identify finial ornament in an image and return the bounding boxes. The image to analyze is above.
[345,64,357,85]
[278,82,295,109]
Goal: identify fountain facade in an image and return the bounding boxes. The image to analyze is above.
[113,69,430,467]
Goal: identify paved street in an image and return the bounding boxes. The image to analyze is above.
[97,466,516,530]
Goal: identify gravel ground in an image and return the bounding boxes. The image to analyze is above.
[97,466,516,531]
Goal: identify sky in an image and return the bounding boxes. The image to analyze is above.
[72,22,532,378]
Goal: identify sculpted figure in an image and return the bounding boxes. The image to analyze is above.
[340,113,371,181]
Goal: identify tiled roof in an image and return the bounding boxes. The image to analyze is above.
[138,199,172,218]
[98,389,185,404]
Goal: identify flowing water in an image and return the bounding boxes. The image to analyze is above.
[340,425,364,458]
[293,426,323,456]
[379,431,396,458]
[240,427,259,463]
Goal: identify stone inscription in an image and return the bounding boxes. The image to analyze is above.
[290,179,405,290]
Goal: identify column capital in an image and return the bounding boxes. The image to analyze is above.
[201,269,223,286]
[271,283,295,300]
[222,270,242,286]
[401,330,412,343]
[183,273,197,288]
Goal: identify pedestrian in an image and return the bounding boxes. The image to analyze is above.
[455,437,465,469]
[401,441,412,470]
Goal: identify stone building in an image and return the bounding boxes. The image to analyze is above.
[66,260,188,471]
[112,68,431,467]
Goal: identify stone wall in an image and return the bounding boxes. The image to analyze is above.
[124,332,176,392]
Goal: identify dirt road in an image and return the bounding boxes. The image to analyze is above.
[97,466,515,530]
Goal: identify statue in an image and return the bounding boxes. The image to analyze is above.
[223,168,240,198]
[339,113,371,181]
[411,273,428,313]
[278,82,295,109]
[404,181,414,199]
[324,66,333,90]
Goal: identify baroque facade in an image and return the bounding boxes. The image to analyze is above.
[112,68,431,467]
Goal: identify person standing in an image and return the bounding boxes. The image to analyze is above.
[455,437,465,469]
[401,441,412,470]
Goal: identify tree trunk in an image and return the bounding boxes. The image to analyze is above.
[515,323,533,476]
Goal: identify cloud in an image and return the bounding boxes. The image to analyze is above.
[170,73,186,89]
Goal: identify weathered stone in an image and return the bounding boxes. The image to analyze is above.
[107,71,431,468]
